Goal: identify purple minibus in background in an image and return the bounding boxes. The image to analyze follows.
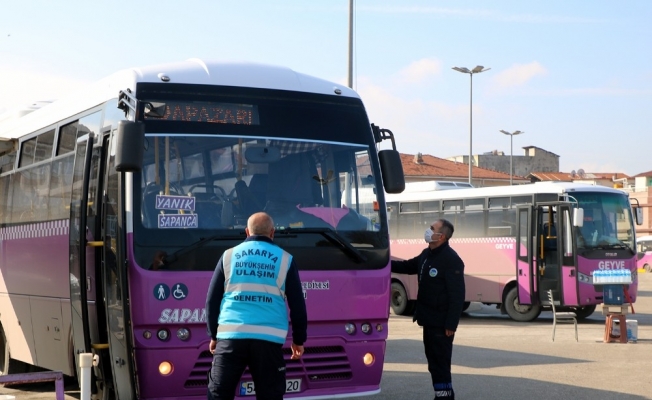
[0,59,405,399]
[636,235,652,273]
[379,181,642,321]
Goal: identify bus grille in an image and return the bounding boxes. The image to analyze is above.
[184,345,352,388]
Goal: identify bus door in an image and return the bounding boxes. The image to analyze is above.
[535,202,578,306]
[69,132,105,374]
[101,129,137,400]
[557,204,578,306]
[535,204,559,303]
[516,205,535,305]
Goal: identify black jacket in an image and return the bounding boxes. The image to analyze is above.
[391,241,465,331]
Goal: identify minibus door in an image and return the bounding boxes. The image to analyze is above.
[516,205,535,305]
[558,204,579,306]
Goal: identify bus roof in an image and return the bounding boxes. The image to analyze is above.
[385,181,628,203]
[403,181,474,192]
[0,59,360,143]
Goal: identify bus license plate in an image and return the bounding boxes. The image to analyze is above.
[239,379,301,396]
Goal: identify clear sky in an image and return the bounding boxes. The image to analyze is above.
[1,1,650,176]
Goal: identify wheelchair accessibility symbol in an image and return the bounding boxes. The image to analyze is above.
[172,283,188,300]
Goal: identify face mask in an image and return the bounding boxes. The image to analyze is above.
[424,228,434,243]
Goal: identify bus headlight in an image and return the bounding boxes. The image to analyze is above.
[361,323,372,334]
[363,353,375,366]
[344,323,356,335]
[159,361,173,375]
[177,328,190,341]
[578,272,591,284]
[157,329,170,341]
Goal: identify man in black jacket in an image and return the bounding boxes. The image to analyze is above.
[391,218,465,399]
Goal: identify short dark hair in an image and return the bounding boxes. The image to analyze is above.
[438,219,455,240]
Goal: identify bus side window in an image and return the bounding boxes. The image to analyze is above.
[11,169,35,223]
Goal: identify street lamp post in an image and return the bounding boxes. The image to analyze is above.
[499,130,524,185]
[453,65,490,185]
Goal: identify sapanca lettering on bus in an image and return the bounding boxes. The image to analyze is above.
[159,308,206,323]
[158,214,198,228]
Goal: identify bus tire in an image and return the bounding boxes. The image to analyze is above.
[0,324,8,376]
[390,282,415,315]
[573,305,596,320]
[0,324,25,376]
[504,287,541,322]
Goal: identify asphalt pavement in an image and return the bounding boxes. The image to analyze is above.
[2,272,651,399]
[370,271,652,400]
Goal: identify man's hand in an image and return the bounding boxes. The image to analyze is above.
[290,343,304,360]
[209,339,217,354]
[445,329,455,337]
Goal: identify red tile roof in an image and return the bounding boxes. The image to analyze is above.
[401,153,519,180]
[634,170,652,177]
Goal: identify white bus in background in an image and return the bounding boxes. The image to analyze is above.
[637,235,652,272]
[383,181,642,321]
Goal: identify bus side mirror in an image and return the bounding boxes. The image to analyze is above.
[573,207,584,227]
[115,121,145,172]
[635,208,643,225]
[378,149,405,194]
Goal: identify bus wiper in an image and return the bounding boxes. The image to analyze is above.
[164,231,246,264]
[276,227,367,263]
[592,243,633,253]
[611,243,635,253]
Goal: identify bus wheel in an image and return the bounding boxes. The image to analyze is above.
[390,282,415,315]
[0,325,8,375]
[504,287,541,322]
[573,305,596,320]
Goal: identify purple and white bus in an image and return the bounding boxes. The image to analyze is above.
[384,181,642,321]
[0,59,405,399]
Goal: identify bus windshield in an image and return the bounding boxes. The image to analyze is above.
[134,134,385,271]
[574,192,635,251]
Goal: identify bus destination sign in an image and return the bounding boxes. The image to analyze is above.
[144,101,259,125]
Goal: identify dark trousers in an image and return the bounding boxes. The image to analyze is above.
[207,339,285,400]
[423,326,455,399]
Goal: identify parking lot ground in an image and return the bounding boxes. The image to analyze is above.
[2,272,651,399]
[378,271,652,400]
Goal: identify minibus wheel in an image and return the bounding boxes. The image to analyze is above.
[390,282,415,315]
[573,305,596,320]
[504,287,541,322]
